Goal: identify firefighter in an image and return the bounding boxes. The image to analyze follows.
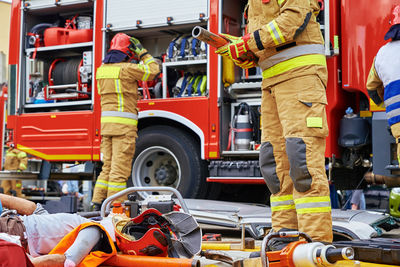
[0,145,28,197]
[91,33,160,210]
[367,5,400,165]
[216,0,332,248]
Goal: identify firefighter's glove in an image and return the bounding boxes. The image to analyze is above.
[233,58,257,69]
[129,37,146,57]
[215,33,251,61]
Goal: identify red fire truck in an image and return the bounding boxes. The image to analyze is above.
[5,0,400,199]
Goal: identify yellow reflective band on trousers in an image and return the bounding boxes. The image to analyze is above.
[114,79,124,112]
[101,116,138,126]
[262,54,326,79]
[108,181,127,191]
[270,194,296,212]
[96,66,121,79]
[19,163,27,170]
[294,196,331,214]
[95,179,108,189]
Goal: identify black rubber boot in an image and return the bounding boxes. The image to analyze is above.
[91,202,102,211]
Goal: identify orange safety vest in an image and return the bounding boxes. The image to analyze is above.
[49,222,117,267]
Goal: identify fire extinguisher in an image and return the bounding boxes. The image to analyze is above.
[228,102,259,151]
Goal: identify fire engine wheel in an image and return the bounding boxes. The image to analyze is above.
[132,125,207,199]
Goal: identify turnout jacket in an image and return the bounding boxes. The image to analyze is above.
[96,53,160,136]
[246,0,327,87]
[3,148,27,171]
[366,40,400,126]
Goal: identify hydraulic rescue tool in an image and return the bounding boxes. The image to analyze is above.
[235,231,354,267]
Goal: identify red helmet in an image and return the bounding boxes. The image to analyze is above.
[393,5,400,25]
[109,33,134,58]
[113,209,173,256]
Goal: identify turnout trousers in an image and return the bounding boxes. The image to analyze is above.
[1,180,23,197]
[92,134,136,204]
[259,74,333,243]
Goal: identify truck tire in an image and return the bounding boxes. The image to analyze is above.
[131,125,207,199]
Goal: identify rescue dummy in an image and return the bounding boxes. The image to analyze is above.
[366,5,400,165]
[91,33,160,209]
[0,146,28,197]
[0,194,201,267]
[215,0,333,248]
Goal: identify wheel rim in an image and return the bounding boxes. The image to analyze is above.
[132,146,182,198]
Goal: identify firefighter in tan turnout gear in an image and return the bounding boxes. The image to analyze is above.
[91,33,160,209]
[0,146,28,197]
[216,0,332,247]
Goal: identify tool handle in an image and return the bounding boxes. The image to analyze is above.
[192,26,258,62]
[325,247,354,263]
[100,186,189,217]
[192,26,229,48]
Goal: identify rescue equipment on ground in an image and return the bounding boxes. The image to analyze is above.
[104,254,200,267]
[113,209,172,257]
[228,102,259,151]
[334,238,400,266]
[242,231,354,267]
[102,187,202,259]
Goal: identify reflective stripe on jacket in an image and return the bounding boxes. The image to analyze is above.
[246,0,326,84]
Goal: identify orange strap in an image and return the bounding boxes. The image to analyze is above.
[49,222,116,267]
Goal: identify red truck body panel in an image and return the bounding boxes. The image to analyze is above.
[7,0,399,186]
[340,0,400,94]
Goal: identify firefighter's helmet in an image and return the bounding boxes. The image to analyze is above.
[113,209,172,256]
[109,33,134,58]
[113,208,202,258]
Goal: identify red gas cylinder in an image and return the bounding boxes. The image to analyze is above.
[43,28,93,46]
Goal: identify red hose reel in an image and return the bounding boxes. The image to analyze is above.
[45,58,91,101]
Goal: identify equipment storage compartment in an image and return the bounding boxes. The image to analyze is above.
[105,0,208,31]
[22,2,94,113]
[24,0,94,10]
[110,20,209,99]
